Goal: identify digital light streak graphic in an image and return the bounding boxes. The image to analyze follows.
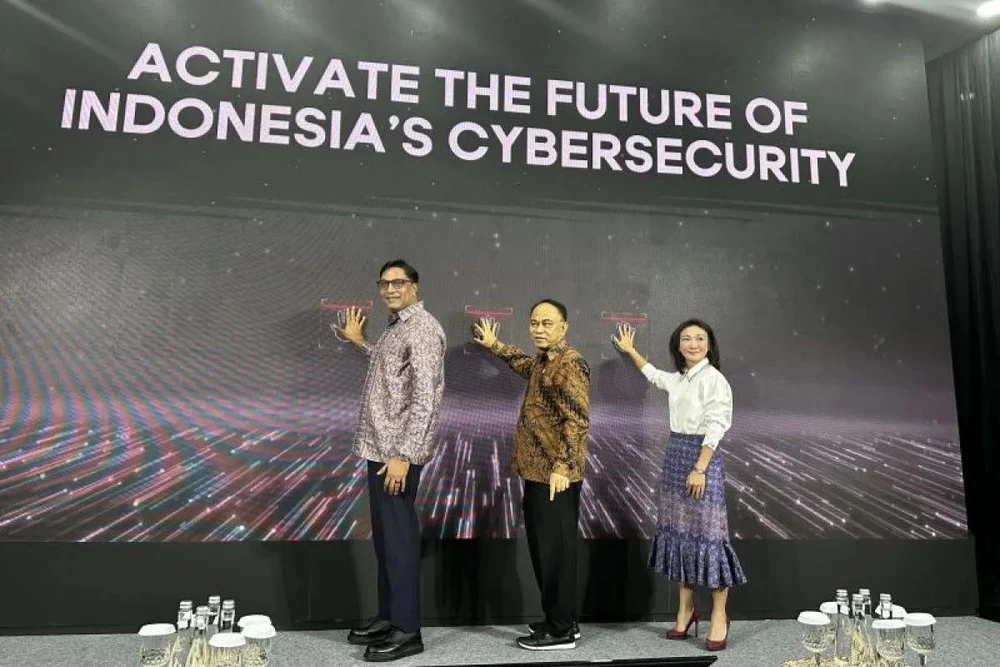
[0,401,967,542]
[0,203,967,542]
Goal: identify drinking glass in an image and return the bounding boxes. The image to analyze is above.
[138,623,176,667]
[873,618,906,666]
[208,632,245,667]
[798,611,834,666]
[241,623,276,667]
[905,613,936,665]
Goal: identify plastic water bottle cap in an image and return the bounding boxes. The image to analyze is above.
[819,602,839,616]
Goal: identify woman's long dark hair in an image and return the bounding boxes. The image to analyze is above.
[668,319,721,372]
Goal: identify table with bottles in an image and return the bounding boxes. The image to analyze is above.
[138,596,276,667]
[785,587,937,667]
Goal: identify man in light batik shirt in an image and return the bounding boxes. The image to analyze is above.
[334,259,445,663]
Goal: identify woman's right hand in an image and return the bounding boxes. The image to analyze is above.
[612,323,637,354]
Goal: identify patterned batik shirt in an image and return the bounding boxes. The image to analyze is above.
[352,301,446,465]
[489,340,590,484]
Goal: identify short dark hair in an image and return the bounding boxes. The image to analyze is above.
[379,259,419,283]
[530,299,568,322]
[669,318,720,372]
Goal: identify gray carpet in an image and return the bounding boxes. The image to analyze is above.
[1,617,995,666]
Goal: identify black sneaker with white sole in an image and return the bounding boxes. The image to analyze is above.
[516,628,577,651]
[527,620,581,640]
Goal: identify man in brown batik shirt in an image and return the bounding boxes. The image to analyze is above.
[473,299,590,651]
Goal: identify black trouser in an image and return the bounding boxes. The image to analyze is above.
[523,479,582,637]
[367,460,423,633]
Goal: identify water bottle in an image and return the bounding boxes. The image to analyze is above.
[850,593,876,666]
[879,592,893,619]
[184,606,210,667]
[834,589,851,662]
[859,589,873,620]
[170,601,193,667]
[206,595,221,637]
[219,599,236,633]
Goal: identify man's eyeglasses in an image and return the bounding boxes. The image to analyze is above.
[377,279,414,291]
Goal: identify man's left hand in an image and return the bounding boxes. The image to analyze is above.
[549,471,570,501]
[378,457,410,495]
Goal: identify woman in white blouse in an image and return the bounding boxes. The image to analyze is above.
[613,319,746,652]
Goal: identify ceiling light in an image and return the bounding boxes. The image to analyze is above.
[978,1,1000,19]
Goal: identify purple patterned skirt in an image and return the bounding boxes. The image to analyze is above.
[648,431,747,589]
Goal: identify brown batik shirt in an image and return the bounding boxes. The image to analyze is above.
[489,340,590,484]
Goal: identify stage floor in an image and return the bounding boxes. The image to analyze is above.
[2,617,996,666]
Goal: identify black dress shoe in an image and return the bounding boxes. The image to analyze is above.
[516,627,577,651]
[527,620,581,640]
[363,628,424,662]
[348,616,392,645]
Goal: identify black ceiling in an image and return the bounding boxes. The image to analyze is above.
[812,0,1000,60]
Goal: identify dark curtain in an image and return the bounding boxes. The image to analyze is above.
[927,30,1000,621]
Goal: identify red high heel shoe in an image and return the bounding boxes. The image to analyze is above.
[666,608,699,639]
[704,618,730,651]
